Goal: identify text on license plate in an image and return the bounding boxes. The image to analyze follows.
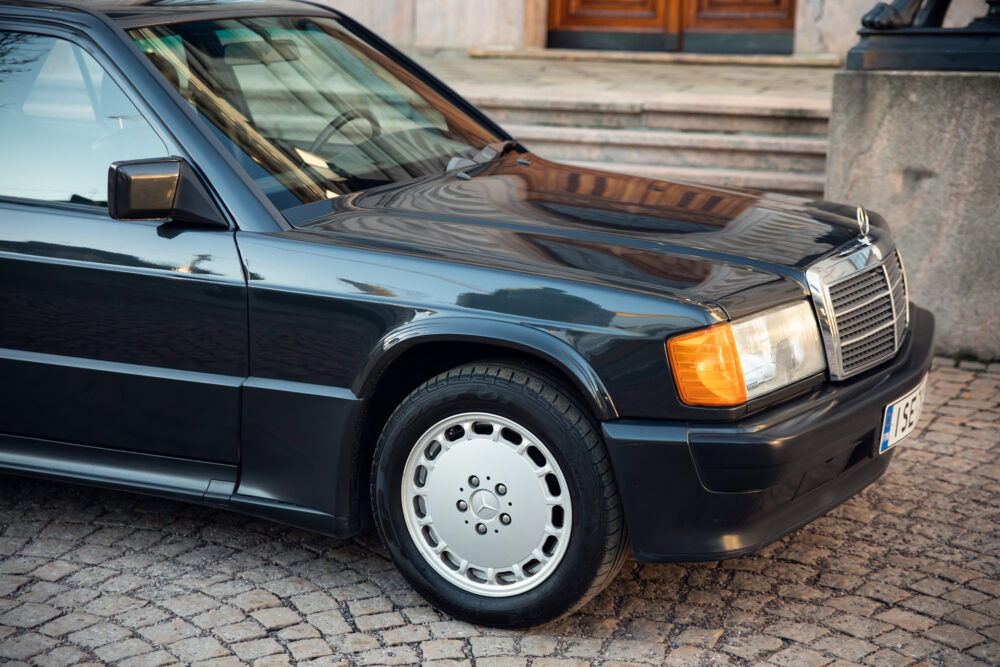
[879,376,927,454]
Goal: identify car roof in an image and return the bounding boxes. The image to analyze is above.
[2,0,337,28]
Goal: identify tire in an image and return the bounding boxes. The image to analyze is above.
[371,362,628,628]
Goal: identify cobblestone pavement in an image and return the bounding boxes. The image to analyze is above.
[1,359,998,666]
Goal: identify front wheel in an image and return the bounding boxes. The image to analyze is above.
[371,363,628,627]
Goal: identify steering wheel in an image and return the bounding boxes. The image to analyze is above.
[307,108,381,154]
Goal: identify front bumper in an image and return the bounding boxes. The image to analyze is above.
[604,304,935,562]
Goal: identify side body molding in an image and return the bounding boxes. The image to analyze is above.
[234,377,363,537]
[355,316,619,421]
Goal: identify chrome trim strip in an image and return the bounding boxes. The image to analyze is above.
[896,250,911,327]
[805,269,841,377]
[882,263,900,348]
[836,290,893,317]
[839,320,895,346]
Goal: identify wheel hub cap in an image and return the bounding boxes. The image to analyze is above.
[469,489,499,520]
[401,412,573,597]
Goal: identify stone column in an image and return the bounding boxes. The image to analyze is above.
[825,70,1000,358]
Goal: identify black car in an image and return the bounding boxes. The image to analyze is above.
[0,0,933,628]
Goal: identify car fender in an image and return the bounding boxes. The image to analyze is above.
[355,316,618,421]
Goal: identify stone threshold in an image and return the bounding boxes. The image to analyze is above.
[464,91,831,117]
[467,47,843,68]
[506,123,829,153]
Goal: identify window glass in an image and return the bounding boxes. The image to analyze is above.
[0,31,168,207]
[130,17,500,212]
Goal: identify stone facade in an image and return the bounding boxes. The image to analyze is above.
[794,0,988,55]
[318,0,539,51]
[826,70,1000,359]
[321,0,988,56]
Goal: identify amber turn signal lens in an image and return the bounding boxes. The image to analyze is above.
[667,324,747,406]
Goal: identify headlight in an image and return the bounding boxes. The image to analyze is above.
[667,301,827,406]
[730,301,827,399]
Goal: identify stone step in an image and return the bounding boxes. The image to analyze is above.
[468,92,830,136]
[467,47,843,69]
[565,160,826,199]
[509,123,827,173]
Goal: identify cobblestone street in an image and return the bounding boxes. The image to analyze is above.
[1,359,998,666]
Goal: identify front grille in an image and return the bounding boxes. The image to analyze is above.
[822,249,908,378]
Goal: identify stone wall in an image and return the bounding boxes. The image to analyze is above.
[794,0,988,55]
[320,0,416,47]
[826,71,1000,359]
[317,0,532,51]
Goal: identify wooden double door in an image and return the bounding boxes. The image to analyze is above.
[548,0,796,53]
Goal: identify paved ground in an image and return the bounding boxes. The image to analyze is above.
[414,56,835,106]
[1,359,998,666]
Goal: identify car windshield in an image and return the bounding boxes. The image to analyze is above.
[129,16,500,212]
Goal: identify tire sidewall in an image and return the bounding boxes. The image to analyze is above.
[373,375,610,627]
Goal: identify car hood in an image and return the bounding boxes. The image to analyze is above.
[286,155,868,317]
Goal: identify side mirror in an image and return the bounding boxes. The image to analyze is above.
[108,158,228,228]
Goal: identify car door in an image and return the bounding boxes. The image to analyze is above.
[0,27,247,463]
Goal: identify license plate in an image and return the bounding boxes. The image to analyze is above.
[879,376,927,454]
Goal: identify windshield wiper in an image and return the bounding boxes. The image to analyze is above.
[445,139,521,173]
[471,139,520,164]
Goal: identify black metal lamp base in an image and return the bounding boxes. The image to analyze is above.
[848,1,1000,72]
[847,25,1000,71]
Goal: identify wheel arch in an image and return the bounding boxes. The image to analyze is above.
[350,318,618,528]
[355,317,617,423]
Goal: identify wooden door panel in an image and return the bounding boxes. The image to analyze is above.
[547,0,795,52]
[685,0,796,31]
[550,0,679,32]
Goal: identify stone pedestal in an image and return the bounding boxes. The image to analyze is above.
[826,70,1000,358]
